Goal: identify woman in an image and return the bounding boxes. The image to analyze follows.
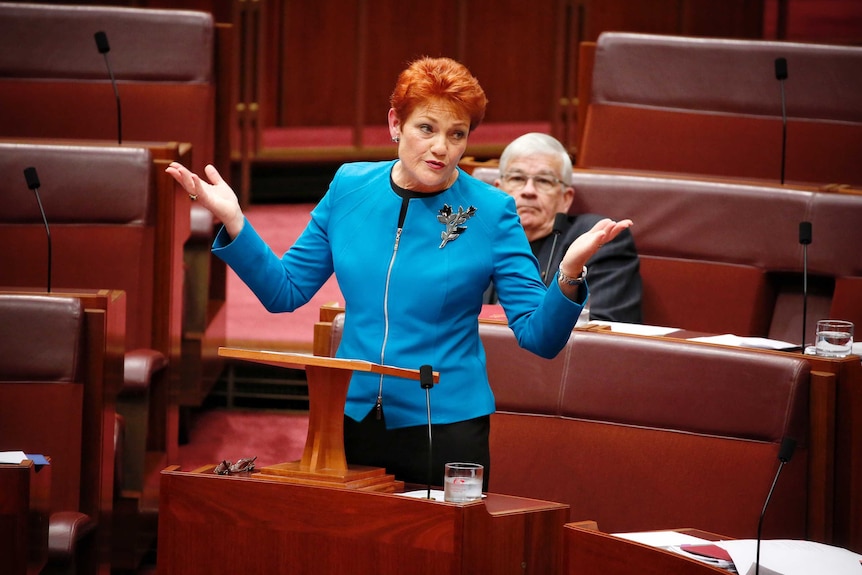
[166,56,632,489]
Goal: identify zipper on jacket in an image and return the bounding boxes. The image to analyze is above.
[375,197,411,419]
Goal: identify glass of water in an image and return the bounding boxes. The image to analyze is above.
[814,320,854,358]
[443,462,483,503]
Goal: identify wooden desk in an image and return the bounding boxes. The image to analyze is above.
[158,465,569,574]
[565,523,730,575]
[0,460,51,575]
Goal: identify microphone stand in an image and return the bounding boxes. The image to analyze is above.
[799,222,812,348]
[95,31,122,144]
[775,57,788,184]
[24,167,51,292]
[779,78,787,185]
[802,244,808,347]
[419,365,435,499]
[755,437,796,575]
[543,213,569,284]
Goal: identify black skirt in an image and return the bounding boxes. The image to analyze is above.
[344,411,490,490]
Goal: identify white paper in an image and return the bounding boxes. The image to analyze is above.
[587,321,680,337]
[0,450,28,464]
[397,489,487,502]
[718,539,862,575]
[688,334,798,350]
[613,530,713,548]
[399,489,446,501]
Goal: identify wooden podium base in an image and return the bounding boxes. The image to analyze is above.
[259,461,404,492]
[214,350,433,495]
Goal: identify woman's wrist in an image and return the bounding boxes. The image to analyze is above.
[224,212,246,239]
[558,266,587,286]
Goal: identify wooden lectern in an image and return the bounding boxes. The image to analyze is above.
[218,347,438,491]
[158,466,569,574]
[160,348,568,574]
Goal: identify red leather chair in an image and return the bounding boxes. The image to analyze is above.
[0,293,124,575]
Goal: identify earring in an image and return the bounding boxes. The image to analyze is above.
[392,135,400,143]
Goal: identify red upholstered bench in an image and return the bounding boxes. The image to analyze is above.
[483,323,811,540]
[575,32,862,188]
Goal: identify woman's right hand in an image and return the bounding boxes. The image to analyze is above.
[165,162,245,238]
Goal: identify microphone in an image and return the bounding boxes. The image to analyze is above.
[419,364,435,499]
[24,167,52,293]
[94,31,122,144]
[799,221,812,348]
[775,57,788,184]
[755,437,796,575]
[543,212,569,284]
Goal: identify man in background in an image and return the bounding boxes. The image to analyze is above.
[486,132,643,323]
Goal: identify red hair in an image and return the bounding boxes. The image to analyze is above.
[390,57,488,132]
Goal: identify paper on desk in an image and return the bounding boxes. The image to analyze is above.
[588,321,679,337]
[614,530,714,548]
[688,334,798,350]
[399,489,446,502]
[0,451,28,464]
[718,539,862,575]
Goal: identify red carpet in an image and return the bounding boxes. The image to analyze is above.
[225,202,344,352]
[178,408,309,472]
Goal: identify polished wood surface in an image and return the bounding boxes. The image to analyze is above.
[0,461,51,575]
[218,347,440,382]
[158,466,569,574]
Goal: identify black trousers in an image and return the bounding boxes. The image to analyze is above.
[344,412,490,490]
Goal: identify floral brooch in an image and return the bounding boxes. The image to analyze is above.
[437,204,477,248]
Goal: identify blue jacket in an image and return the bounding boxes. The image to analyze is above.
[214,161,586,428]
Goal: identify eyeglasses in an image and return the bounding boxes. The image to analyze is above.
[214,456,257,475]
[500,172,566,194]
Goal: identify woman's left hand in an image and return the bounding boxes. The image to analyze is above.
[559,218,633,278]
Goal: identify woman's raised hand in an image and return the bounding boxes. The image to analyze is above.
[165,162,245,238]
[560,218,633,277]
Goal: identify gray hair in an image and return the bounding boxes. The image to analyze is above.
[498,132,572,185]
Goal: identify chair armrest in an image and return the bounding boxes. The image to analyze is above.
[120,348,168,397]
[47,510,96,565]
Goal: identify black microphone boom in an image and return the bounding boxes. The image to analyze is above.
[24,167,52,293]
[94,31,122,144]
[799,221,812,348]
[543,212,569,284]
[775,57,788,184]
[755,437,796,575]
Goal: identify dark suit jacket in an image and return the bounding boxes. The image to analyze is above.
[485,213,643,323]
